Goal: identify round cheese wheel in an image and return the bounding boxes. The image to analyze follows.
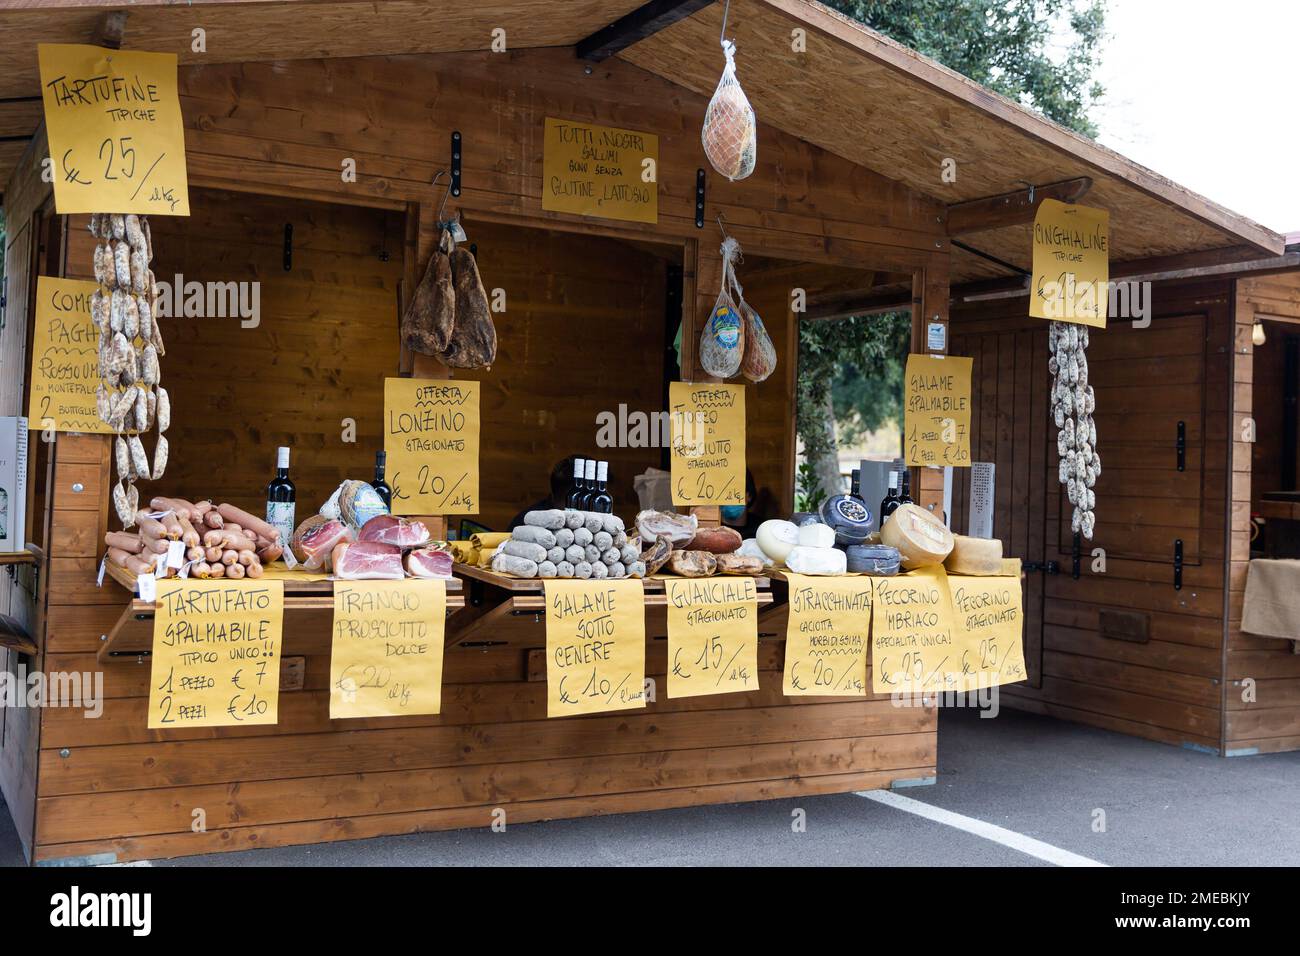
[798,522,837,549]
[879,503,954,570]
[784,546,847,576]
[944,535,1003,575]
[756,519,800,562]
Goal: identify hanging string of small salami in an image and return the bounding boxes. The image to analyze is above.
[1049,321,1099,538]
[90,212,169,529]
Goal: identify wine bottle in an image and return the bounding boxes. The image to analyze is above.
[565,458,587,509]
[266,446,296,544]
[371,450,392,509]
[879,471,900,527]
[577,458,598,510]
[898,469,915,507]
[592,461,613,515]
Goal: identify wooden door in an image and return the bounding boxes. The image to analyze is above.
[950,327,1051,687]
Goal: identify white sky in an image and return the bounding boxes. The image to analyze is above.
[1090,0,1298,235]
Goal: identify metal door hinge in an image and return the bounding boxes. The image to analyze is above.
[1174,538,1184,590]
[1176,420,1186,472]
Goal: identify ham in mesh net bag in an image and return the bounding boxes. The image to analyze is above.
[739,297,776,382]
[701,40,756,181]
[699,236,745,378]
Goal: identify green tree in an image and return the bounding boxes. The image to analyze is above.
[797,0,1106,503]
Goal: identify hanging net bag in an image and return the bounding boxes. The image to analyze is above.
[700,236,746,378]
[739,296,776,382]
[702,39,757,181]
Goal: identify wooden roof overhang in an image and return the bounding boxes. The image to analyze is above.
[0,0,1286,290]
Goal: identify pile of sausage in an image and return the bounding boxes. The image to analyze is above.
[104,498,285,581]
[89,212,170,529]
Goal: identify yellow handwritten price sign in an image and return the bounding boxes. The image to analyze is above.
[147,580,284,729]
[541,117,658,225]
[669,381,746,506]
[871,565,958,694]
[545,578,646,717]
[666,577,759,698]
[950,574,1026,691]
[1030,199,1109,327]
[384,377,480,515]
[782,573,871,697]
[38,44,189,215]
[29,277,112,434]
[330,579,447,719]
[905,354,972,467]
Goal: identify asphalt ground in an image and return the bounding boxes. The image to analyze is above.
[4,706,1298,867]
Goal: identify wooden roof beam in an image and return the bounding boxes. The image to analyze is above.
[945,177,1092,236]
[92,10,129,49]
[577,0,716,62]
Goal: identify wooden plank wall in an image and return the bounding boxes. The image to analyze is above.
[436,220,671,530]
[950,278,1233,751]
[5,48,947,862]
[1227,271,1300,755]
[0,132,50,860]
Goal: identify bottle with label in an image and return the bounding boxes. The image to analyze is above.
[565,458,587,509]
[591,461,613,515]
[371,450,392,509]
[879,471,901,527]
[266,446,296,544]
[577,458,598,510]
[898,469,915,507]
[821,469,872,547]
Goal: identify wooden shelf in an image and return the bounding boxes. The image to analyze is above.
[454,562,771,593]
[99,561,465,662]
[0,548,37,566]
[103,560,462,596]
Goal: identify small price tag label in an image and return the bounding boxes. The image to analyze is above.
[137,573,157,603]
[166,539,186,569]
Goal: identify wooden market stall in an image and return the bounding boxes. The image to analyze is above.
[0,0,1289,863]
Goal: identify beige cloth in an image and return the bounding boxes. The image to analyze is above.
[1242,559,1300,642]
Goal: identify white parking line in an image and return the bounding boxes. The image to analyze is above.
[857,790,1108,867]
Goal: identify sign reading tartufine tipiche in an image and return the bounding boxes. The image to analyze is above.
[544,579,647,717]
[384,377,480,516]
[542,118,658,224]
[904,354,972,467]
[38,44,190,215]
[29,277,113,434]
[329,579,447,719]
[1030,199,1109,328]
[147,580,284,729]
[669,381,746,506]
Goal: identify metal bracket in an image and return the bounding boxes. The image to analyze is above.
[1174,538,1183,591]
[1071,532,1082,580]
[450,131,462,198]
[695,168,706,228]
[1176,420,1186,472]
[282,223,293,271]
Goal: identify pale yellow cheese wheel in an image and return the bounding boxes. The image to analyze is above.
[880,503,954,569]
[944,534,1004,575]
